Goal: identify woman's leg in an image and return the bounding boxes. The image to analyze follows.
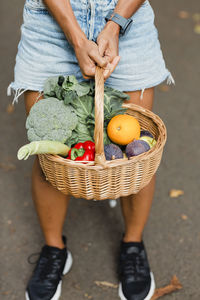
[120,87,155,242]
[24,91,70,249]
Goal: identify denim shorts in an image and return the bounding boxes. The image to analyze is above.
[8,0,174,103]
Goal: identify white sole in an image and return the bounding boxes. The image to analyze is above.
[118,272,155,300]
[25,250,73,300]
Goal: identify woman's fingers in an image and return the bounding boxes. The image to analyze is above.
[105,47,118,63]
[82,44,109,77]
[75,39,109,78]
[82,74,92,80]
[82,63,96,79]
[81,55,120,80]
[89,49,108,68]
[104,56,120,79]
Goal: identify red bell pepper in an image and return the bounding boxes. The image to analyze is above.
[66,141,95,161]
[70,148,94,161]
[74,142,84,150]
[67,146,82,160]
[75,149,95,161]
[83,141,95,152]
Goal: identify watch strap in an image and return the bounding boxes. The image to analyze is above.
[105,11,133,35]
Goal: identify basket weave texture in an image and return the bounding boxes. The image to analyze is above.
[38,68,167,200]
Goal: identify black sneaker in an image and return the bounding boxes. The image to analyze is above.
[118,241,155,300]
[25,236,73,300]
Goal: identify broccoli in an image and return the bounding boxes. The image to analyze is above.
[26,98,78,144]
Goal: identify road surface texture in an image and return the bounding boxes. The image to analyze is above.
[1,0,200,299]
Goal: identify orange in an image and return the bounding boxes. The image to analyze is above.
[107,114,140,145]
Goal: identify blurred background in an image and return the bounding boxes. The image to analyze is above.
[0,0,200,299]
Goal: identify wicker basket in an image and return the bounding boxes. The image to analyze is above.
[38,67,167,200]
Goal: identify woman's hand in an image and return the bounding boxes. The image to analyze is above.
[44,0,110,79]
[73,37,109,79]
[97,21,121,79]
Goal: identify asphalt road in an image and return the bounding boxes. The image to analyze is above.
[1,0,200,299]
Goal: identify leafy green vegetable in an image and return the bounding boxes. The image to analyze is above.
[62,75,78,90]
[75,82,91,97]
[43,76,130,145]
[43,77,60,98]
[26,97,78,145]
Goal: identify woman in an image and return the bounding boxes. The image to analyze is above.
[8,0,174,299]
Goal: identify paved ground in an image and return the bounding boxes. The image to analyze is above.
[1,0,200,299]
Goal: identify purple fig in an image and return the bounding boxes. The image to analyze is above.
[104,144,123,160]
[125,140,150,158]
[140,130,154,138]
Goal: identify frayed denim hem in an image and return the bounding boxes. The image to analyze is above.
[105,71,175,100]
[7,71,175,105]
[139,72,175,100]
[7,82,43,105]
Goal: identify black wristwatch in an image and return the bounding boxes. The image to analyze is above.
[105,11,133,35]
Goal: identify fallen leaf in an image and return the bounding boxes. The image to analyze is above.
[181,214,188,220]
[178,10,189,19]
[192,13,200,22]
[0,162,16,171]
[6,103,15,114]
[169,189,184,198]
[9,226,16,234]
[95,281,118,289]
[2,291,11,295]
[151,276,182,300]
[84,293,92,299]
[158,84,170,92]
[72,283,81,290]
[194,24,200,34]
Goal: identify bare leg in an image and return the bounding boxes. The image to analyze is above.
[120,88,155,242]
[24,91,70,249]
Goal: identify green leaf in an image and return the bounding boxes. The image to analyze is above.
[104,129,112,145]
[54,85,63,100]
[104,85,130,100]
[66,131,79,147]
[74,82,91,97]
[62,75,78,91]
[70,95,94,121]
[68,75,78,85]
[43,77,58,97]
[63,90,77,105]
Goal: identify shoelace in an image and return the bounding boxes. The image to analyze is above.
[27,249,63,280]
[121,253,144,279]
[40,257,61,280]
[27,252,40,264]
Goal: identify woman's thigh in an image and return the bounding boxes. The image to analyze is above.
[124,87,154,111]
[24,91,43,115]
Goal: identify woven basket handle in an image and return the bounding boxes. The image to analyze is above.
[94,67,106,165]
